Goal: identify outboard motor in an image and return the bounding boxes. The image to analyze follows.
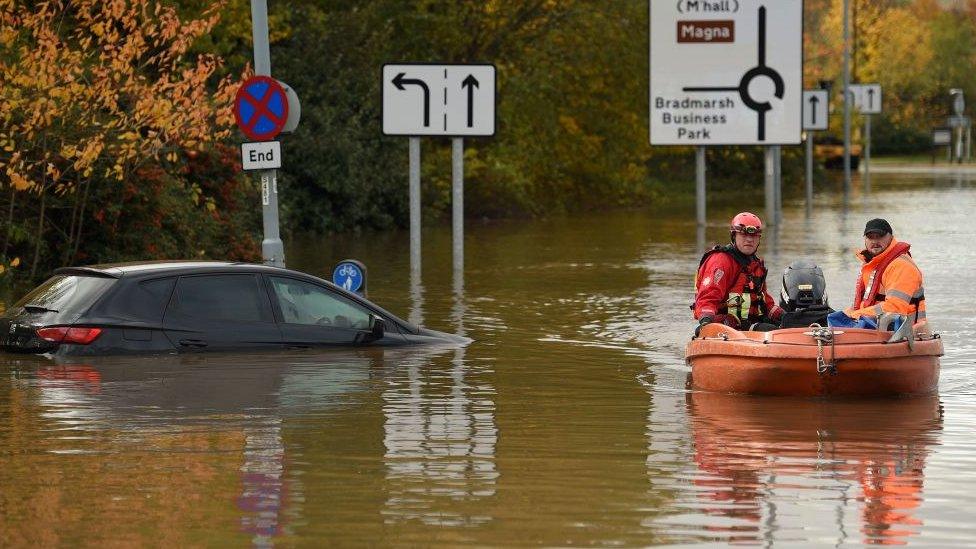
[780,259,828,311]
[778,260,832,328]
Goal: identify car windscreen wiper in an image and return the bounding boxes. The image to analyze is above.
[23,304,59,313]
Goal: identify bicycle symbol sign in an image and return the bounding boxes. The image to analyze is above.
[332,261,364,293]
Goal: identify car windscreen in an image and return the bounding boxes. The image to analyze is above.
[8,274,117,323]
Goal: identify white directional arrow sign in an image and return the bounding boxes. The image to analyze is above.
[850,83,882,114]
[802,90,829,131]
[382,64,496,137]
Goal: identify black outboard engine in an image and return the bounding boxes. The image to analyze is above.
[778,260,832,328]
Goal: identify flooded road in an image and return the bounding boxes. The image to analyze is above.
[2,171,976,546]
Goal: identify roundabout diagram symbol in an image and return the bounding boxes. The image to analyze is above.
[681,6,784,141]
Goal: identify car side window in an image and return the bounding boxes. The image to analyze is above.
[101,277,175,322]
[268,276,371,329]
[169,275,272,322]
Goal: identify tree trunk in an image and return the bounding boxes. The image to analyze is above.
[2,186,16,259]
[30,186,46,279]
[71,178,92,263]
[64,184,80,265]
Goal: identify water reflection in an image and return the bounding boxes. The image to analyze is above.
[665,392,943,546]
[409,263,425,327]
[239,420,286,546]
[0,348,458,546]
[381,264,498,526]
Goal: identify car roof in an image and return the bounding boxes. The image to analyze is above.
[54,260,274,278]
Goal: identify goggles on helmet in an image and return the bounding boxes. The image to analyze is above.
[732,224,762,235]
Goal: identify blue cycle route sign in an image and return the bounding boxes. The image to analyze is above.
[332,260,366,296]
[233,75,289,141]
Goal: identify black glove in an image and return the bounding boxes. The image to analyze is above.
[694,316,714,338]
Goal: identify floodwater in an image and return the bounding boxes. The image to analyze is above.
[2,170,976,546]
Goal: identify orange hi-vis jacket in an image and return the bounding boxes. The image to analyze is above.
[845,239,927,322]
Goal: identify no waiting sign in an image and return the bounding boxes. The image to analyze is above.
[649,0,803,145]
[233,76,289,141]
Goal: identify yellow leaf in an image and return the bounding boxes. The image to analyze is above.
[9,171,31,191]
[10,257,20,267]
[0,265,5,275]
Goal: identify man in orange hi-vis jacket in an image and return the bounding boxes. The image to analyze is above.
[832,218,927,328]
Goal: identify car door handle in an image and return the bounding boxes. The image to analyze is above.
[178,339,208,348]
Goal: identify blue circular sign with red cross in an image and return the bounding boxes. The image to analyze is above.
[233,76,289,141]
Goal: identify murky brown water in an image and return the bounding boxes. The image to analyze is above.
[2,170,976,546]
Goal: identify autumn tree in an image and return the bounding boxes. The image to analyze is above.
[0,0,256,282]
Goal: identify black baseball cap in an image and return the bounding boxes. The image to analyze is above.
[863,218,893,236]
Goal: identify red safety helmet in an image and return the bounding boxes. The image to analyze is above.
[730,212,763,235]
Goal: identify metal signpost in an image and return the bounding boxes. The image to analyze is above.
[382,63,496,279]
[802,89,829,214]
[649,0,803,227]
[241,1,290,268]
[842,0,852,191]
[949,89,971,163]
[851,83,882,185]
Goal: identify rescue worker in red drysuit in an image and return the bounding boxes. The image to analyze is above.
[842,218,927,324]
[693,212,784,337]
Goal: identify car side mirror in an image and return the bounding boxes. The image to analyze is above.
[368,315,385,342]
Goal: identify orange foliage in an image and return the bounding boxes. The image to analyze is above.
[0,0,238,195]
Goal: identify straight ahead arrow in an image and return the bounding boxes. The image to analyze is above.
[393,72,430,127]
[461,74,480,128]
[809,95,820,126]
[867,88,876,110]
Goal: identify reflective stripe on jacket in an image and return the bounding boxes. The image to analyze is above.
[846,238,926,321]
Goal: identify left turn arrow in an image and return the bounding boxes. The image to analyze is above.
[393,73,430,127]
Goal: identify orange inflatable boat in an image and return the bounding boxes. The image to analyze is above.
[685,321,943,396]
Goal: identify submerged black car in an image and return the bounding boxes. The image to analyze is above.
[0,261,467,355]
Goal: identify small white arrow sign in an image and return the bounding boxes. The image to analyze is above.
[803,90,829,131]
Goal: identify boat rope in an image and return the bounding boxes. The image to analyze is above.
[807,324,838,376]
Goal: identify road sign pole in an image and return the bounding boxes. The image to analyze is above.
[966,125,973,162]
[452,138,464,273]
[842,0,852,191]
[695,147,706,227]
[958,127,965,164]
[250,0,284,267]
[806,133,813,215]
[765,147,776,226]
[774,145,782,226]
[864,114,872,189]
[250,0,270,75]
[409,137,421,279]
